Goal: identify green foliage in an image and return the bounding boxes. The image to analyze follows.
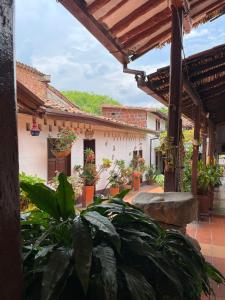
[21,173,75,220]
[145,166,157,184]
[62,90,121,115]
[154,174,164,187]
[49,128,77,152]
[19,172,45,211]
[21,174,225,300]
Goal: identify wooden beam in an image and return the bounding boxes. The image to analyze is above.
[110,0,165,35]
[164,5,183,192]
[122,16,171,50]
[0,1,21,299]
[192,106,200,195]
[119,8,170,43]
[87,0,111,15]
[132,28,172,59]
[183,74,203,109]
[99,0,130,22]
[190,64,225,81]
[59,0,128,64]
[201,121,207,165]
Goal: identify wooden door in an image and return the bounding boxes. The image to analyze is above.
[48,139,71,180]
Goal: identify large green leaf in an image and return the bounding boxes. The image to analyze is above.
[205,262,225,284]
[41,250,71,300]
[73,216,92,295]
[20,182,60,219]
[55,173,75,219]
[93,245,118,300]
[120,266,156,300]
[82,211,121,252]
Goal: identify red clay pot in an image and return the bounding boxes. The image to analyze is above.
[109,186,120,197]
[133,176,141,191]
[82,186,94,207]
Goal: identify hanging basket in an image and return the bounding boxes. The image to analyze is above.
[51,148,71,158]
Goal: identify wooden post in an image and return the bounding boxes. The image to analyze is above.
[201,121,207,165]
[191,107,200,195]
[164,5,183,192]
[208,121,215,165]
[0,1,21,299]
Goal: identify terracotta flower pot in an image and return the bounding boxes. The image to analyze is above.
[109,186,120,196]
[82,185,94,207]
[51,148,71,158]
[133,176,141,191]
[120,184,132,191]
[197,194,210,217]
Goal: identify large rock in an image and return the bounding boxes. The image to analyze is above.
[133,192,197,227]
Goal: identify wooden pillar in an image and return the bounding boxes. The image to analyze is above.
[191,107,200,195]
[164,5,183,192]
[0,1,21,299]
[201,121,207,165]
[208,121,215,165]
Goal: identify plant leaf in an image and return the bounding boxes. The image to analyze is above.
[20,182,60,219]
[41,250,71,300]
[55,173,75,219]
[82,211,120,252]
[93,245,118,300]
[120,266,156,300]
[73,216,92,294]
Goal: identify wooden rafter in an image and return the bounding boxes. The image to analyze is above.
[87,0,111,15]
[109,0,165,35]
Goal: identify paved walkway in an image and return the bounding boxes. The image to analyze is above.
[125,185,225,299]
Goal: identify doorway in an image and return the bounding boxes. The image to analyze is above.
[83,139,96,164]
[47,139,71,180]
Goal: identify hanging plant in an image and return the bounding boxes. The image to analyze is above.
[50,129,77,158]
[160,136,175,172]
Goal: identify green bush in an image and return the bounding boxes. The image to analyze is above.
[154,174,164,187]
[19,172,44,211]
[21,174,224,300]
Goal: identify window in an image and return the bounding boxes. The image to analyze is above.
[156,119,160,131]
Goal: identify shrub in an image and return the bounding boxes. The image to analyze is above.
[19,172,44,211]
[154,174,164,187]
[21,174,224,300]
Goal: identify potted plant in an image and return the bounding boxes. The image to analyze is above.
[49,128,77,158]
[130,156,146,191]
[132,170,142,191]
[145,166,156,185]
[74,149,111,206]
[108,170,120,196]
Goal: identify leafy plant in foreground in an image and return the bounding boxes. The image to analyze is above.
[21,174,224,300]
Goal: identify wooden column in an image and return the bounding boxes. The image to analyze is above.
[201,121,207,165]
[164,5,183,192]
[208,121,215,165]
[0,1,21,299]
[191,107,200,195]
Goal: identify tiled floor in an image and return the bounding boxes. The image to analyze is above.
[125,185,225,299]
[187,217,225,299]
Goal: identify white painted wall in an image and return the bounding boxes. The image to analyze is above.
[147,112,166,131]
[18,114,155,190]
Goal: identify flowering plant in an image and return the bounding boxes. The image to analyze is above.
[74,149,111,186]
[130,155,146,175]
[49,128,77,152]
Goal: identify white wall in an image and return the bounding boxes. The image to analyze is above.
[147,112,166,131]
[18,114,154,190]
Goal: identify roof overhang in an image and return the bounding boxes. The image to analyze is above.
[139,43,225,124]
[45,108,158,135]
[59,0,225,63]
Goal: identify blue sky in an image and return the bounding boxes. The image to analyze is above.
[16,0,225,107]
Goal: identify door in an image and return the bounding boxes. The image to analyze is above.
[83,139,96,164]
[48,139,71,180]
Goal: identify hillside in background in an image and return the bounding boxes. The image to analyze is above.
[62,90,121,115]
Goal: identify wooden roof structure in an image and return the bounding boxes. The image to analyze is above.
[60,0,225,63]
[137,43,225,124]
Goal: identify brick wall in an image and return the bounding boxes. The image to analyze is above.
[102,107,147,128]
[16,64,47,101]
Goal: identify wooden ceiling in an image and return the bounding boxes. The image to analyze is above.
[138,44,225,124]
[60,0,225,63]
